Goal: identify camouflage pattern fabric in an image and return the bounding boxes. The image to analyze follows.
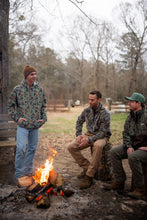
[8,79,47,129]
[76,103,111,143]
[123,108,147,150]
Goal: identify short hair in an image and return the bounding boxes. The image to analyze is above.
[89,90,102,99]
[136,101,145,108]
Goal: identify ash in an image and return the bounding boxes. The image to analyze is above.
[0,139,147,220]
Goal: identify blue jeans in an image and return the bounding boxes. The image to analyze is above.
[15,125,39,178]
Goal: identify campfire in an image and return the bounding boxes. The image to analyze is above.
[33,148,57,186]
[25,147,74,208]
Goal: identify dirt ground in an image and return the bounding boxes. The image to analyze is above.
[0,109,147,220]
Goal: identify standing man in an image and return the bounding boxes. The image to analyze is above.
[8,65,47,188]
[68,90,111,189]
[104,92,147,199]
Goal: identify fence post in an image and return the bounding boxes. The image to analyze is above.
[67,100,71,111]
[106,98,112,111]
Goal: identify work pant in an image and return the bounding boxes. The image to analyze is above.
[15,125,39,178]
[68,136,109,178]
[110,145,147,187]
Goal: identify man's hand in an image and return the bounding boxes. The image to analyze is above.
[127,147,134,156]
[76,135,83,142]
[17,118,27,124]
[79,136,89,147]
[38,119,44,123]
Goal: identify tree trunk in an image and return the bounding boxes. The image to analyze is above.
[0,0,9,113]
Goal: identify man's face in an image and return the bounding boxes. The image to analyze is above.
[89,94,101,109]
[26,72,37,85]
[128,100,141,112]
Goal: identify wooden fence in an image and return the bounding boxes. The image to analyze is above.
[47,100,71,112]
[107,102,129,113]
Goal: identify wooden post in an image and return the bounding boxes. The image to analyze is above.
[0,0,9,113]
[67,100,71,111]
[106,98,112,111]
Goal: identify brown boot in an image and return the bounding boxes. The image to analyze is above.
[17,176,34,188]
[27,172,35,177]
[103,181,125,190]
[77,170,87,179]
[79,175,93,189]
[128,187,145,199]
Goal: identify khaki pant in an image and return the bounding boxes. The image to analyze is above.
[68,135,109,178]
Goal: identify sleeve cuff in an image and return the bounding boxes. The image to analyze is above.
[88,137,93,143]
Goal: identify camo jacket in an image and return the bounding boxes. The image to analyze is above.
[123,108,147,150]
[76,103,111,143]
[8,79,47,129]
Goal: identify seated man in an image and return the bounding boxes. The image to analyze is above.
[68,90,111,189]
[104,92,147,199]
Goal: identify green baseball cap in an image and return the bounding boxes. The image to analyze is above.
[125,92,146,104]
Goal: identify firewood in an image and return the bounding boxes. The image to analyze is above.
[49,170,65,187]
[63,189,74,197]
[27,182,43,193]
[26,192,36,203]
[36,194,50,209]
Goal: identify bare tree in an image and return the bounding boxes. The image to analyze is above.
[81,18,116,96]
[66,16,89,103]
[118,0,147,94]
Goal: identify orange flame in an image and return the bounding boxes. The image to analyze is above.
[46,187,57,196]
[35,195,43,201]
[33,147,57,185]
[60,190,64,196]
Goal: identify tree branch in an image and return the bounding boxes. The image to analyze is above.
[68,0,96,25]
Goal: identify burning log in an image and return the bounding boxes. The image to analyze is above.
[27,182,43,193]
[49,170,65,187]
[26,192,36,203]
[46,187,57,196]
[25,147,67,208]
[36,194,50,209]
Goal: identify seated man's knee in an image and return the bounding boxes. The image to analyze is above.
[128,152,137,163]
[110,147,116,157]
[67,140,77,152]
[67,143,72,152]
[93,142,102,150]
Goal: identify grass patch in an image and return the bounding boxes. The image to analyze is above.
[40,112,128,145]
[110,113,128,145]
[40,115,78,135]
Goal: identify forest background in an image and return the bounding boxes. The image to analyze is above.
[5,0,147,105]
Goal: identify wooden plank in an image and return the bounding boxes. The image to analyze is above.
[0,122,17,130]
[0,114,16,149]
[0,130,16,138]
[0,114,12,121]
[111,106,129,109]
[0,140,16,147]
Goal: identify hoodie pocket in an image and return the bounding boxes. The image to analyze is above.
[19,120,29,127]
[33,120,44,128]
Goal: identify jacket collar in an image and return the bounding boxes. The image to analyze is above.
[21,79,38,88]
[89,102,103,113]
[130,108,144,120]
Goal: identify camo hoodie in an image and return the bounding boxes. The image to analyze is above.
[8,79,47,129]
[123,108,147,150]
[76,102,111,143]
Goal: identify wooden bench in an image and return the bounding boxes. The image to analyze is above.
[0,114,17,184]
[0,114,17,155]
